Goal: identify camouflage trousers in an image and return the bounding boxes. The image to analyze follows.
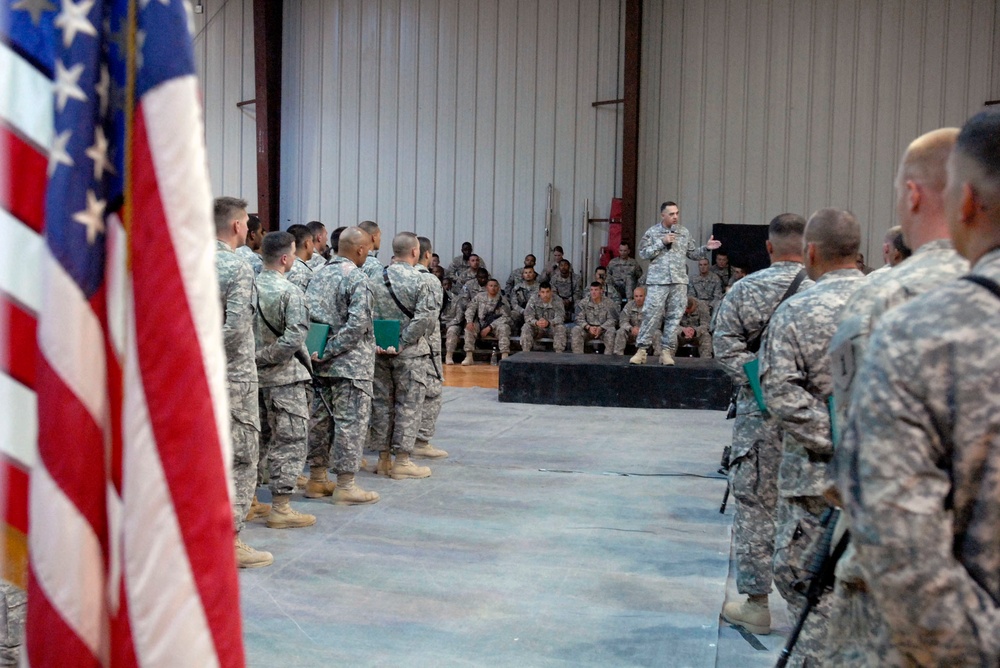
[728,406,781,596]
[520,322,567,352]
[308,377,372,474]
[773,495,834,667]
[371,355,428,455]
[464,322,511,354]
[259,382,310,496]
[570,325,615,353]
[636,283,687,352]
[613,326,662,355]
[445,325,463,355]
[823,575,901,666]
[0,582,24,666]
[228,379,260,534]
[418,355,443,442]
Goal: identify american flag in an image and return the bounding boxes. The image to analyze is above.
[1,0,245,665]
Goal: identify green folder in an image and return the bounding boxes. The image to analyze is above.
[374,319,401,350]
[742,358,768,414]
[306,322,330,357]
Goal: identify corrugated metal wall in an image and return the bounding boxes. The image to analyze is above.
[639,0,1000,261]
[194,0,1000,278]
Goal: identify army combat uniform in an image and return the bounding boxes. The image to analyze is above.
[0,581,24,665]
[676,298,712,357]
[464,291,512,355]
[636,222,709,354]
[255,268,312,498]
[520,293,566,352]
[286,256,315,293]
[570,296,616,353]
[613,299,663,356]
[509,280,539,330]
[305,252,328,270]
[688,272,724,313]
[840,248,1000,666]
[712,261,813,603]
[306,256,376,475]
[415,264,445,445]
[362,250,383,281]
[549,269,581,315]
[236,244,263,275]
[216,240,260,535]
[759,267,864,666]
[824,239,968,665]
[606,255,643,303]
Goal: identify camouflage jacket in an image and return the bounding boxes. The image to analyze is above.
[617,300,644,330]
[523,293,565,326]
[440,290,463,327]
[505,267,527,296]
[638,222,708,285]
[416,264,444,355]
[606,256,643,287]
[465,292,510,329]
[216,240,258,383]
[688,272,724,306]
[462,278,486,302]
[549,270,581,302]
[678,299,711,337]
[254,269,311,387]
[448,255,488,285]
[371,262,436,358]
[306,253,328,270]
[362,251,383,281]
[235,245,263,275]
[841,249,1000,665]
[510,281,539,315]
[287,257,314,293]
[711,264,737,287]
[759,268,865,497]
[574,296,616,331]
[306,256,375,381]
[712,261,813,411]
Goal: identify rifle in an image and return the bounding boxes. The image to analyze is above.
[718,445,732,513]
[776,508,849,668]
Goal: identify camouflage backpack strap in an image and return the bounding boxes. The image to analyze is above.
[746,268,808,354]
[962,274,1000,300]
[382,266,415,319]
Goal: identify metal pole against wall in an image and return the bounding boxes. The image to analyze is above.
[544,184,553,270]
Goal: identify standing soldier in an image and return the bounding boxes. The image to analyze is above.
[215,196,272,568]
[306,221,329,268]
[630,201,721,366]
[254,231,316,528]
[285,223,316,293]
[236,213,264,275]
[520,282,567,353]
[606,242,643,304]
[359,220,383,280]
[571,282,617,354]
[713,214,810,632]
[825,127,967,664]
[370,232,438,479]
[306,227,380,505]
[759,209,866,665]
[414,236,448,459]
[463,278,512,364]
[842,107,1000,666]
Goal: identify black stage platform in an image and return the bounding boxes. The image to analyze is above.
[498,352,732,410]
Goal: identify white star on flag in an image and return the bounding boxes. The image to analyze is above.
[95,65,110,116]
[47,129,75,176]
[54,0,97,48]
[54,59,88,112]
[72,190,107,244]
[85,126,115,179]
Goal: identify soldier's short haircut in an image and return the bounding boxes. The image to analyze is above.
[359,220,379,236]
[476,267,489,279]
[338,226,367,253]
[633,285,647,295]
[660,200,678,212]
[887,225,912,260]
[330,226,346,252]
[558,259,570,268]
[261,231,294,264]
[595,266,606,276]
[539,281,552,290]
[286,224,311,250]
[432,266,445,279]
[213,196,248,235]
[589,281,602,288]
[306,220,326,240]
[899,128,959,192]
[391,231,419,257]
[469,253,480,260]
[461,241,473,250]
[247,214,261,234]
[525,254,536,261]
[715,249,729,258]
[953,108,1000,211]
[806,208,861,261]
[418,235,433,258]
[487,278,500,286]
[768,213,807,239]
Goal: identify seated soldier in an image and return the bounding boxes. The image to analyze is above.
[442,277,465,365]
[676,296,712,358]
[505,253,537,295]
[594,266,622,317]
[688,257,724,313]
[520,282,567,352]
[614,286,662,356]
[463,278,511,365]
[606,242,642,302]
[454,253,486,287]
[550,258,581,315]
[542,245,565,281]
[509,266,540,330]
[571,282,617,354]
[462,267,490,303]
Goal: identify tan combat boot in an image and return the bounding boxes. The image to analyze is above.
[413,439,448,459]
[304,466,336,498]
[659,350,675,366]
[235,538,274,568]
[461,353,473,366]
[245,494,271,521]
[390,452,432,480]
[629,348,647,365]
[296,474,307,488]
[330,473,380,505]
[445,352,455,365]
[266,495,317,529]
[721,595,771,635]
[373,451,393,476]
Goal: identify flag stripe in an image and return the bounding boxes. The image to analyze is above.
[1,124,47,234]
[0,42,54,152]
[26,566,102,668]
[1,293,37,388]
[130,97,241,666]
[0,208,45,313]
[0,371,37,470]
[1,455,30,534]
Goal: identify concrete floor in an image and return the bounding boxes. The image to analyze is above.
[240,387,790,667]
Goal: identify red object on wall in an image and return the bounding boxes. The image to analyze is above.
[600,198,624,267]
